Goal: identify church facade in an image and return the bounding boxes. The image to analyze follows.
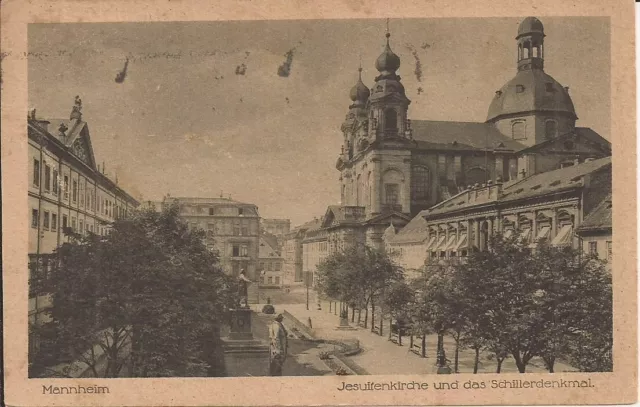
[319,16,611,262]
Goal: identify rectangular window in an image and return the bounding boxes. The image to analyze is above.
[33,159,40,187]
[62,215,68,230]
[79,182,84,207]
[275,276,280,285]
[31,209,39,228]
[589,241,598,255]
[44,165,51,191]
[232,245,240,257]
[607,241,612,261]
[43,211,50,230]
[51,214,57,232]
[71,217,77,232]
[209,208,214,216]
[63,176,69,199]
[72,180,78,202]
[275,262,281,271]
[268,276,273,284]
[238,208,244,216]
[79,220,84,235]
[267,262,273,271]
[385,183,399,205]
[260,276,265,284]
[233,223,240,236]
[52,170,59,195]
[240,244,248,257]
[241,226,249,236]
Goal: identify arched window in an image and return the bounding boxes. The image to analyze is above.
[411,166,430,200]
[523,42,530,58]
[533,46,539,58]
[384,108,397,130]
[545,120,558,139]
[518,44,522,60]
[512,121,526,140]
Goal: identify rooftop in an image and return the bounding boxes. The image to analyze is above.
[424,156,611,217]
[411,120,527,152]
[577,194,612,233]
[386,210,430,244]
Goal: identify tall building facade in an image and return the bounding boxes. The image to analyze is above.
[321,16,610,257]
[28,98,140,347]
[282,218,322,285]
[161,196,261,282]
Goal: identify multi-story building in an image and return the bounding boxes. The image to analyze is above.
[160,196,261,283]
[282,218,322,285]
[301,219,329,287]
[28,98,140,346]
[258,232,284,287]
[402,157,611,265]
[576,193,612,265]
[320,16,610,256]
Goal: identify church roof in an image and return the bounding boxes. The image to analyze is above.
[577,194,612,233]
[517,17,545,38]
[424,156,611,217]
[486,68,576,122]
[411,120,527,151]
[386,210,430,244]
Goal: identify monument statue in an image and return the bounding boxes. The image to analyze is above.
[237,269,252,308]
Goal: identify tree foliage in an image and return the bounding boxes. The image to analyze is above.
[32,204,235,377]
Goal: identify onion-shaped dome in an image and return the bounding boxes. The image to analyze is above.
[349,68,371,103]
[517,16,544,38]
[375,33,400,73]
[487,69,576,122]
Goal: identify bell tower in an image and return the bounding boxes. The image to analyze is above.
[516,16,545,72]
[368,23,412,141]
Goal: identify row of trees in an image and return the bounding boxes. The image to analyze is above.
[30,204,237,377]
[315,235,612,373]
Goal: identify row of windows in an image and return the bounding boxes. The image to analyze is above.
[33,159,126,219]
[31,208,111,236]
[259,261,282,271]
[232,244,250,257]
[511,120,558,140]
[260,276,281,285]
[191,220,255,236]
[588,240,613,261]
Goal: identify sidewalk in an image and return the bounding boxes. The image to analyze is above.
[282,302,576,375]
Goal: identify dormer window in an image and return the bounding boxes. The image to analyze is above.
[516,85,525,93]
[545,82,555,92]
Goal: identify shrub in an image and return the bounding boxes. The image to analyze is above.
[262,304,275,314]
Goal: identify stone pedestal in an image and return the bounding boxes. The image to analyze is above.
[222,308,269,376]
[336,317,357,331]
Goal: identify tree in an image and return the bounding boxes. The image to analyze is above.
[33,204,235,377]
[452,234,612,373]
[315,244,404,329]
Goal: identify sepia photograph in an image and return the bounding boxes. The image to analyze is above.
[26,15,613,379]
[2,0,636,405]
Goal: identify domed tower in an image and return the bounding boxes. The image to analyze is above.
[339,67,370,164]
[487,17,577,147]
[368,27,412,141]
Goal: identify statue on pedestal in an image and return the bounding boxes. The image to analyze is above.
[237,269,252,309]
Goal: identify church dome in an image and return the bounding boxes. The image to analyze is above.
[375,33,401,73]
[350,69,371,102]
[486,69,576,122]
[517,17,544,38]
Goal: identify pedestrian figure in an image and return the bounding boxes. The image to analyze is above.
[269,314,288,376]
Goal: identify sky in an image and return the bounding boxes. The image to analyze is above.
[28,17,610,226]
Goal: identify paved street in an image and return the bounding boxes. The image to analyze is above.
[256,287,576,375]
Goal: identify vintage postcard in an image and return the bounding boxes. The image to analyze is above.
[1,0,636,405]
